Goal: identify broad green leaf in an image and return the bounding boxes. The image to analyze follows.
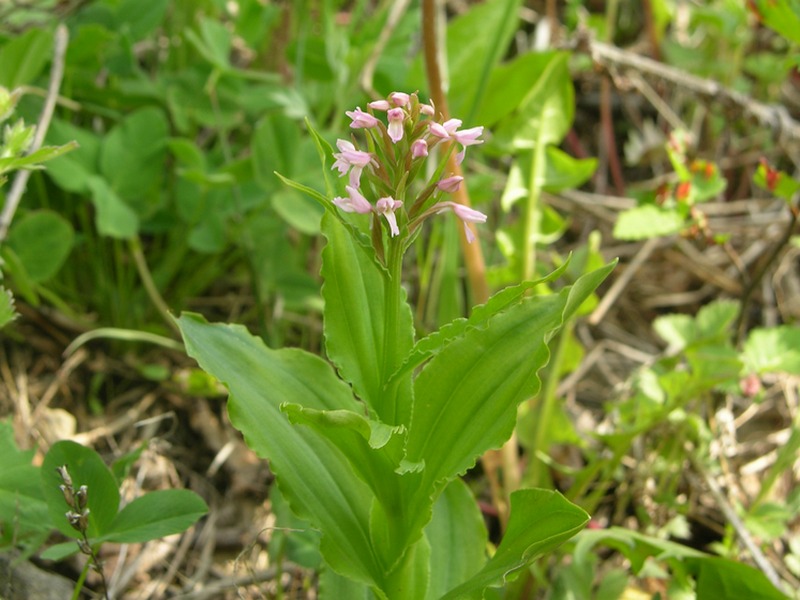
[404,262,615,490]
[543,147,597,192]
[497,52,573,150]
[321,212,414,426]
[252,114,301,191]
[0,28,51,88]
[87,175,139,238]
[99,489,207,543]
[654,314,697,353]
[441,0,523,121]
[389,262,569,387]
[614,205,685,240]
[477,51,563,128]
[318,566,376,600]
[742,326,800,375]
[0,421,50,547]
[116,0,169,41]
[441,489,589,599]
[176,313,384,587]
[753,160,800,202]
[752,0,800,45]
[6,210,74,283]
[99,107,168,208]
[185,17,232,71]
[425,479,487,600]
[381,534,431,600]
[272,189,324,234]
[696,299,739,339]
[41,441,121,539]
[44,119,101,193]
[690,556,790,600]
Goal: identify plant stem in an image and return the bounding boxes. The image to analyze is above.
[128,236,180,335]
[383,238,405,425]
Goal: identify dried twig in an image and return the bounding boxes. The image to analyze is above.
[0,24,68,241]
[566,32,800,149]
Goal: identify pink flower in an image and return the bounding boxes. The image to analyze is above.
[368,99,390,111]
[437,175,463,193]
[452,126,484,147]
[411,139,428,158]
[389,92,410,107]
[375,197,403,236]
[333,185,372,214]
[437,201,487,243]
[387,108,405,143]
[345,107,379,129]
[332,139,375,188]
[419,102,435,116]
[429,118,462,139]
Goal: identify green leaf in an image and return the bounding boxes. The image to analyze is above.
[690,555,790,600]
[614,205,685,240]
[44,119,101,193]
[41,441,121,539]
[0,286,16,328]
[0,421,50,547]
[753,0,800,45]
[753,160,800,202]
[404,262,615,489]
[87,175,140,238]
[742,326,800,375]
[99,107,168,208]
[272,189,324,235]
[99,489,207,543]
[185,17,232,71]
[176,313,385,587]
[318,566,376,599]
[252,113,301,191]
[543,147,597,192]
[442,0,524,121]
[6,210,74,283]
[269,484,322,569]
[0,142,78,174]
[441,489,589,599]
[425,479,487,599]
[0,28,52,88]
[115,0,169,41]
[389,262,569,387]
[321,212,414,426]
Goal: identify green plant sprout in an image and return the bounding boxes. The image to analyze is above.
[0,422,208,599]
[177,91,616,598]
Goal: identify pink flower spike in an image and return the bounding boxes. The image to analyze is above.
[419,102,435,116]
[375,197,403,237]
[452,126,484,146]
[437,201,488,243]
[411,139,428,158]
[333,185,372,214]
[389,91,410,107]
[437,175,464,193]
[387,108,405,143]
[346,107,379,129]
[332,139,375,188]
[368,99,390,111]
[429,118,461,139]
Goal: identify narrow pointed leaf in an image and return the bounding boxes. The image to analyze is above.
[441,489,589,599]
[176,313,383,586]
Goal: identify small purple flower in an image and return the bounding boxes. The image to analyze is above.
[332,139,375,188]
[333,185,373,214]
[387,108,405,143]
[368,99,391,111]
[375,197,403,236]
[389,91,410,107]
[419,102,435,116]
[437,175,464,193]
[345,107,379,129]
[452,126,484,147]
[411,139,428,158]
[437,201,488,243]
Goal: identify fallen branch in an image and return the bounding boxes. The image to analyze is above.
[565,31,800,149]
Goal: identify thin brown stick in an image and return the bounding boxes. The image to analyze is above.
[568,33,800,148]
[0,24,68,241]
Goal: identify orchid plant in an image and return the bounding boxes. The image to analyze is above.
[176,91,615,598]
